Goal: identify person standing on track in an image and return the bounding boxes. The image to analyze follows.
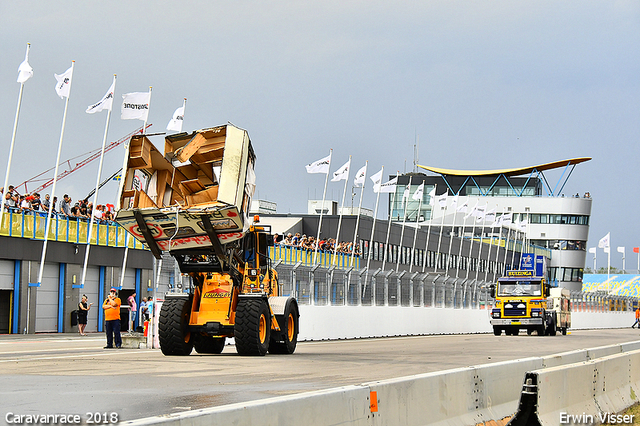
[102,288,122,348]
[77,294,92,335]
[632,306,640,329]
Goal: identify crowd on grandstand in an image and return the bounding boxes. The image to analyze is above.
[274,232,360,256]
[1,185,114,224]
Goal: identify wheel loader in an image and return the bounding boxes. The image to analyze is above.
[114,124,299,355]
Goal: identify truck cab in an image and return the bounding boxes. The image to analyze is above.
[490,270,570,336]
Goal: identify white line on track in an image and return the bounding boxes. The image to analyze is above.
[0,350,151,363]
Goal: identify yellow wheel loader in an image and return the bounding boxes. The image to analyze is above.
[115,124,299,356]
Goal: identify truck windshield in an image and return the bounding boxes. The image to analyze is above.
[497,280,542,296]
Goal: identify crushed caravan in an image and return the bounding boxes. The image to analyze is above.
[114,123,256,256]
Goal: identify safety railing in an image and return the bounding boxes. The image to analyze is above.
[0,208,144,249]
[269,244,360,270]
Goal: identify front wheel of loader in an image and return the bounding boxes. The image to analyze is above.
[269,299,299,354]
[194,335,226,354]
[159,297,193,356]
[235,298,270,356]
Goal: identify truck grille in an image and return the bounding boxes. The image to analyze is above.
[504,303,526,317]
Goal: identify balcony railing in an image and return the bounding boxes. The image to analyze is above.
[0,209,144,249]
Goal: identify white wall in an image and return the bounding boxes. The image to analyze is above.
[297,305,632,341]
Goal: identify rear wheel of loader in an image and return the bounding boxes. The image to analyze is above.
[194,335,226,354]
[159,297,193,356]
[235,298,270,356]
[269,299,299,354]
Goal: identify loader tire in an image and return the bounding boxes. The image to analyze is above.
[269,299,299,354]
[194,336,226,354]
[235,298,270,356]
[159,297,193,356]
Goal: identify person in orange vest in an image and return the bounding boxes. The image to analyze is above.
[102,288,122,348]
[632,307,640,329]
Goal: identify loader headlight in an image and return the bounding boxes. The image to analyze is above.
[491,309,501,318]
[531,309,541,317]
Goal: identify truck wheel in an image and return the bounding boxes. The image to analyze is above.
[194,335,226,354]
[549,320,557,336]
[235,298,270,356]
[269,299,299,354]
[159,297,193,356]
[536,326,545,336]
[562,327,567,335]
[493,327,501,336]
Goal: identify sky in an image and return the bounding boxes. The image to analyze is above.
[1,1,639,271]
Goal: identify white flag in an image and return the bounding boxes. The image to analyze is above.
[402,184,410,201]
[353,164,367,187]
[519,218,528,232]
[331,159,350,182]
[457,200,468,214]
[598,232,610,249]
[450,194,458,211]
[588,247,596,254]
[121,92,151,121]
[437,191,448,207]
[617,246,625,254]
[475,204,487,221]
[378,177,398,193]
[485,208,496,224]
[17,49,33,84]
[167,105,185,132]
[54,66,73,99]
[428,187,437,206]
[465,201,478,219]
[501,212,513,225]
[86,80,115,114]
[370,168,383,192]
[412,182,424,201]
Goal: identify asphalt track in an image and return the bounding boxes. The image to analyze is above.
[1,328,639,424]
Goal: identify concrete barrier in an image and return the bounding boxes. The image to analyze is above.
[509,349,640,425]
[123,342,640,426]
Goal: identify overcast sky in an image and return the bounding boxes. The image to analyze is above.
[1,1,638,271]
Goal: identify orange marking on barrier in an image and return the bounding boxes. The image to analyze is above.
[369,391,378,412]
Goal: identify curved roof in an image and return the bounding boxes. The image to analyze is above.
[417,157,591,177]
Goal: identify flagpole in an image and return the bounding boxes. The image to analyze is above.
[396,176,412,272]
[465,202,478,280]
[495,208,506,275]
[456,202,469,278]
[485,204,499,281]
[445,194,458,277]
[350,162,367,267]
[81,75,116,287]
[364,166,384,290]
[421,184,436,274]
[381,171,399,271]
[37,61,75,285]
[333,156,351,265]
[409,190,423,273]
[1,43,30,229]
[434,190,448,274]
[475,205,488,281]
[314,149,332,265]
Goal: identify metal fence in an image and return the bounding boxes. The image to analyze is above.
[272,263,636,312]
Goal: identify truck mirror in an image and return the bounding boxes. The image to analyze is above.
[489,285,495,299]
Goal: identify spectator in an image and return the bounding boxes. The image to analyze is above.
[77,294,93,336]
[102,288,122,349]
[42,194,51,211]
[60,194,71,216]
[19,195,31,212]
[30,193,41,211]
[128,292,137,333]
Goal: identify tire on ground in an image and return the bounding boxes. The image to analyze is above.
[234,298,271,356]
[269,298,299,354]
[159,297,194,356]
[194,335,226,354]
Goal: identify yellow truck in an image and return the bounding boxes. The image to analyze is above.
[490,270,571,336]
[115,124,299,355]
